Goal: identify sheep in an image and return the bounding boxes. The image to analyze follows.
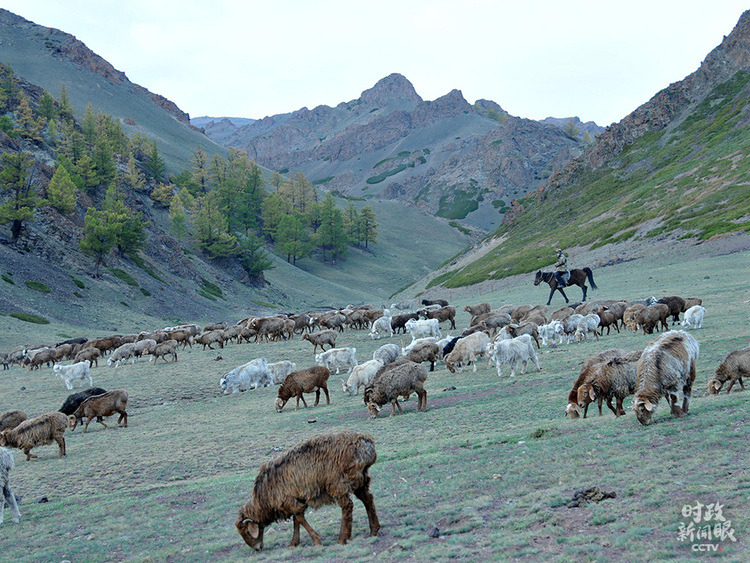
[54,343,74,362]
[107,343,137,367]
[74,346,100,368]
[315,347,358,375]
[469,312,511,335]
[596,306,621,335]
[318,312,346,333]
[195,329,225,350]
[342,359,384,395]
[390,312,419,334]
[681,305,706,329]
[24,347,57,370]
[275,366,331,412]
[419,305,457,330]
[84,335,122,356]
[68,390,129,433]
[267,360,296,385]
[623,303,646,332]
[566,349,627,418]
[539,320,564,346]
[0,410,27,433]
[444,332,490,373]
[368,310,393,340]
[150,339,178,363]
[422,298,449,307]
[463,302,491,317]
[633,330,699,426]
[372,343,400,366]
[0,412,68,460]
[166,329,193,349]
[488,334,541,377]
[302,330,338,354]
[1,447,21,524]
[235,430,380,550]
[1,353,8,370]
[288,313,314,335]
[708,346,749,394]
[402,340,441,372]
[657,296,686,325]
[550,306,575,321]
[635,304,670,334]
[364,360,428,417]
[498,323,541,349]
[203,321,228,333]
[59,387,108,427]
[53,361,93,390]
[576,350,642,418]
[574,314,601,343]
[441,335,464,358]
[391,299,415,312]
[682,297,703,312]
[559,313,584,343]
[404,318,441,341]
[220,358,273,394]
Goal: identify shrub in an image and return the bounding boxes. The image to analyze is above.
[2,274,14,285]
[25,280,51,293]
[200,278,223,300]
[10,312,49,324]
[109,268,139,286]
[70,276,85,289]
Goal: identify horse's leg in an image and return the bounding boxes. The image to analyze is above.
[547,286,555,306]
[581,283,587,302]
[558,288,569,303]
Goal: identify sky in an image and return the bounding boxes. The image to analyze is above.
[3,1,749,126]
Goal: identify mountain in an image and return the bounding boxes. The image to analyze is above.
[201,73,595,232]
[422,10,750,292]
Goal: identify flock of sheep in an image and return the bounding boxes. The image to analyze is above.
[1,291,748,550]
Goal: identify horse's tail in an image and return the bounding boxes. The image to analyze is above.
[584,267,597,290]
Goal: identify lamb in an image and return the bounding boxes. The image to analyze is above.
[0,410,27,432]
[107,343,137,367]
[235,430,380,550]
[275,366,331,412]
[404,318,441,341]
[463,302,491,317]
[1,447,21,524]
[576,350,642,417]
[708,346,749,394]
[53,361,93,390]
[565,349,627,418]
[0,412,68,460]
[681,305,706,330]
[59,387,108,427]
[220,358,273,394]
[150,339,178,363]
[402,339,441,372]
[68,389,129,433]
[302,330,338,354]
[368,310,393,340]
[574,314,601,343]
[372,343,400,366]
[315,347,358,374]
[444,332,490,373]
[488,334,541,377]
[73,346,100,368]
[267,360,296,385]
[633,330,699,426]
[342,359,384,395]
[419,305,457,330]
[364,360,428,417]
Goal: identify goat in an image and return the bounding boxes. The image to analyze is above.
[444,332,490,373]
[498,323,541,349]
[275,366,331,412]
[267,360,297,385]
[364,361,428,417]
[0,412,68,460]
[681,305,706,330]
[463,302,491,317]
[708,346,748,394]
[342,359,384,396]
[68,390,129,433]
[404,318,441,341]
[488,334,541,377]
[1,447,21,524]
[369,310,393,340]
[390,312,419,334]
[574,314,601,343]
[576,350,642,417]
[221,358,273,394]
[235,430,380,550]
[566,349,627,418]
[107,343,137,367]
[633,331,699,426]
[315,347,357,375]
[150,339,178,363]
[0,410,27,433]
[419,306,456,330]
[59,387,107,427]
[53,361,93,390]
[302,330,338,354]
[372,343,400,366]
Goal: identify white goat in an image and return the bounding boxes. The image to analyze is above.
[342,359,383,395]
[373,343,400,365]
[444,332,490,373]
[369,310,393,340]
[574,314,601,343]
[405,318,441,341]
[539,320,564,346]
[315,347,358,374]
[107,343,137,367]
[488,334,542,377]
[267,360,296,385]
[681,305,706,329]
[53,362,93,390]
[220,358,273,394]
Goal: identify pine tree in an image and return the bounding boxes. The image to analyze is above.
[38,91,57,121]
[143,141,166,183]
[124,154,145,192]
[102,186,146,257]
[79,207,117,277]
[46,165,77,214]
[191,147,209,194]
[343,201,360,243]
[276,212,312,265]
[316,192,348,262]
[168,194,188,238]
[0,151,37,242]
[239,232,275,279]
[0,63,19,112]
[193,192,237,258]
[57,83,75,122]
[359,206,378,248]
[261,192,291,242]
[15,93,44,143]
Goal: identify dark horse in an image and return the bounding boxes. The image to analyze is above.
[534,268,598,306]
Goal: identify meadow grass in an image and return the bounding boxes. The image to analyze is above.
[0,250,748,562]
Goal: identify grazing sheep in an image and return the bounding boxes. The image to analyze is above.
[576,350,642,417]
[623,304,646,332]
[24,347,57,371]
[73,346,100,368]
[53,361,93,390]
[464,302,491,317]
[566,349,627,418]
[681,305,706,330]
[402,340,441,372]
[574,314,601,343]
[235,430,380,550]
[150,339,178,363]
[390,312,419,334]
[633,331,699,426]
[708,347,749,394]
[369,311,393,340]
[372,343,400,366]
[107,343,137,367]
[0,412,68,460]
[315,347,357,375]
[559,313,584,343]
[488,334,541,377]
[68,390,129,433]
[203,321,228,333]
[275,366,331,412]
[54,343,74,362]
[404,318,441,341]
[195,329,225,350]
[0,411,27,433]
[539,320,564,347]
[682,297,703,312]
[342,359,384,395]
[444,332,490,373]
[1,447,21,524]
[59,387,107,427]
[302,330,338,354]
[419,305,457,330]
[634,304,669,335]
[364,361,428,418]
[220,358,273,394]
[267,360,297,385]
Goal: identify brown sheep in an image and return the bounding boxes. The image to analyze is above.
[235,430,380,550]
[73,346,101,368]
[566,349,627,419]
[68,389,129,433]
[596,306,621,335]
[403,340,441,372]
[635,304,669,334]
[622,303,646,332]
[682,297,703,312]
[390,312,419,334]
[0,410,27,433]
[275,366,331,412]
[203,321,228,332]
[24,347,57,371]
[0,412,68,461]
[657,296,686,325]
[195,329,225,350]
[634,331,699,426]
[708,346,749,394]
[364,360,427,417]
[463,302,491,317]
[167,329,193,349]
[499,323,541,349]
[150,340,178,363]
[469,312,511,335]
[302,330,338,354]
[419,305,457,330]
[576,350,642,417]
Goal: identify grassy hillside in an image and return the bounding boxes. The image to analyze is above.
[1,247,748,562]
[429,71,750,289]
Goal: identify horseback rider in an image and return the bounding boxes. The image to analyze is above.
[554,249,570,287]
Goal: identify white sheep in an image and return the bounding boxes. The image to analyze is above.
[404,318,441,342]
[220,358,273,394]
[267,360,296,385]
[681,305,706,329]
[372,343,400,365]
[574,314,601,343]
[342,359,384,395]
[1,447,21,524]
[560,313,584,343]
[107,343,137,367]
[369,310,393,340]
[444,332,490,373]
[315,347,358,374]
[538,320,564,346]
[488,334,542,377]
[53,362,93,390]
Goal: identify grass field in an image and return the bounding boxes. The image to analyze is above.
[0,249,748,562]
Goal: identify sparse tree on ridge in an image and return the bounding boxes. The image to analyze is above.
[0,151,37,242]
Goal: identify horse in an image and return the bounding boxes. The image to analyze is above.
[534,267,598,306]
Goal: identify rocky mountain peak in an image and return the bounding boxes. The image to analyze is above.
[359,73,423,105]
